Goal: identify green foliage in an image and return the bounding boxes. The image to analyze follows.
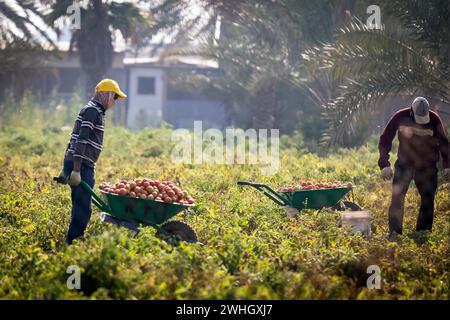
[0,100,448,300]
[159,0,344,131]
[303,0,450,146]
[0,0,54,46]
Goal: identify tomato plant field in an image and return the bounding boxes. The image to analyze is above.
[0,103,448,300]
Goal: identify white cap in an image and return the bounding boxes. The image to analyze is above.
[411,97,430,124]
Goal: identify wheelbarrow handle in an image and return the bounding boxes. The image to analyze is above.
[237,181,291,206]
[53,177,111,212]
[237,181,268,188]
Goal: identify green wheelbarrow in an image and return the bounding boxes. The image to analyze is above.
[53,177,198,243]
[237,181,361,211]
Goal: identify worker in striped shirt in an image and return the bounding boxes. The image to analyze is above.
[57,79,126,245]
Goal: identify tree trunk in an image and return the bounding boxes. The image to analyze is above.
[253,81,275,130]
[78,0,113,98]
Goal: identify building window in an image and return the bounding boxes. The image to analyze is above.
[137,77,155,95]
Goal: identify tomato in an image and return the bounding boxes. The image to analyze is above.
[100,178,195,204]
[167,190,175,197]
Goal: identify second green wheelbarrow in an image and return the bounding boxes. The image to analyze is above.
[237,181,361,211]
[54,177,198,243]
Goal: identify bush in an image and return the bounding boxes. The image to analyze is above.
[0,99,448,299]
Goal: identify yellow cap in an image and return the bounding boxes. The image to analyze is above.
[95,79,127,99]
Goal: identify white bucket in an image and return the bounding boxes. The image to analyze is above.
[340,211,372,237]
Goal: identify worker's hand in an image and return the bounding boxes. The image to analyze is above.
[68,170,81,186]
[381,167,393,180]
[444,168,450,180]
[283,206,299,217]
[57,168,69,184]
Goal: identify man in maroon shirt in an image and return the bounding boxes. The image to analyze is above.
[378,97,450,240]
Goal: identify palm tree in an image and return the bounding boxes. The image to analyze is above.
[44,0,152,95]
[158,0,347,130]
[0,0,54,46]
[0,1,57,99]
[305,0,450,146]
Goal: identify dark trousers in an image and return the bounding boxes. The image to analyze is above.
[388,160,437,235]
[63,159,95,244]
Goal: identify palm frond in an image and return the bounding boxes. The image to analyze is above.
[0,0,54,46]
[301,13,449,146]
[379,0,449,57]
[0,1,34,40]
[321,63,449,146]
[108,2,151,40]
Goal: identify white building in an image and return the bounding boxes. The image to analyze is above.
[125,60,166,129]
[123,56,224,130]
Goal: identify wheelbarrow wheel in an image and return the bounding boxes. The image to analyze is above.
[158,220,198,243]
[331,200,361,211]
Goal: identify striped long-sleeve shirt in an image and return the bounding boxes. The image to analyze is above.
[65,100,106,168]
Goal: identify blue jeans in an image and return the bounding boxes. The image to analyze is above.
[63,159,95,244]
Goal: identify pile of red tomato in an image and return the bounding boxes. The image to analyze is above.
[279,181,353,192]
[99,178,195,205]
